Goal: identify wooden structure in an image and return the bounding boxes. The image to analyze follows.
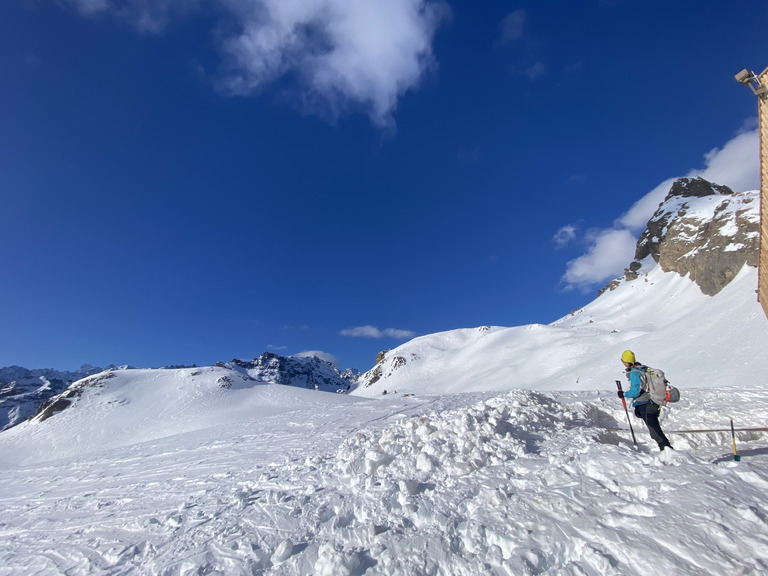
[760,67,768,319]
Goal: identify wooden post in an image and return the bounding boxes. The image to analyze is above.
[759,67,768,319]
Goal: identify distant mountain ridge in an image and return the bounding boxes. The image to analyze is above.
[1,354,358,431]
[356,177,765,395]
[2,176,763,430]
[222,352,358,391]
[0,365,108,431]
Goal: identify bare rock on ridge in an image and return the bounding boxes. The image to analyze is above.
[611,177,759,296]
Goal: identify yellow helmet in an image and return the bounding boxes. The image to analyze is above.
[621,350,636,363]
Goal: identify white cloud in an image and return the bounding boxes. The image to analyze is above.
[295,350,340,366]
[552,224,577,249]
[561,228,637,292]
[221,0,450,126]
[500,9,525,44]
[619,127,759,232]
[560,128,759,292]
[696,128,759,193]
[66,0,450,126]
[617,177,678,232]
[340,325,416,339]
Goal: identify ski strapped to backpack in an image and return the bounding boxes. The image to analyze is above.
[630,365,680,406]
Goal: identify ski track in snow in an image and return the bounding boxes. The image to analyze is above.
[1,387,767,576]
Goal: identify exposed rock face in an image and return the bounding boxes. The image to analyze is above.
[1,354,359,431]
[0,365,106,431]
[226,353,356,391]
[32,372,116,423]
[359,351,417,389]
[616,177,759,296]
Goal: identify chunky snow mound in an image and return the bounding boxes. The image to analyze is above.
[354,264,768,397]
[1,375,767,575]
[1,238,766,575]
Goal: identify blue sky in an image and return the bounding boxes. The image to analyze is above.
[1,0,765,371]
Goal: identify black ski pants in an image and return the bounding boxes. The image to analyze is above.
[634,402,672,449]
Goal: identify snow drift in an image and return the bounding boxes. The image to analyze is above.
[0,180,767,575]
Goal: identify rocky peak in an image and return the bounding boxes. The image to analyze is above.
[664,176,734,200]
[225,353,356,391]
[608,177,759,296]
[0,364,108,431]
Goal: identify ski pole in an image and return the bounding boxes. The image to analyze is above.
[616,380,638,448]
[730,418,741,462]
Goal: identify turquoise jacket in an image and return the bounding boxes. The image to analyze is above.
[625,365,652,405]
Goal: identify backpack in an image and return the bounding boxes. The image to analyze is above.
[633,365,680,406]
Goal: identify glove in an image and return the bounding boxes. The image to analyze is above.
[617,390,624,398]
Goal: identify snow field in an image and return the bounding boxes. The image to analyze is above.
[357,266,768,398]
[326,389,768,576]
[2,385,766,576]
[3,189,767,575]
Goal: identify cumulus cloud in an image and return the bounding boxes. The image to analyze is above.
[560,127,759,292]
[618,129,759,232]
[560,229,638,292]
[295,350,340,366]
[695,129,759,193]
[66,0,450,126]
[340,325,416,339]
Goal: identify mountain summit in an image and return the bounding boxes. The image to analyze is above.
[0,365,107,431]
[1,180,767,576]
[609,176,760,296]
[2,177,765,427]
[356,178,766,396]
[0,354,357,432]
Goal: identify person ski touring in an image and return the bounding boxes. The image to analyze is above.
[617,350,673,451]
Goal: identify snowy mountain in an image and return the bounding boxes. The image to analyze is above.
[0,353,356,432]
[1,178,767,575]
[223,352,357,392]
[609,176,759,295]
[0,364,107,431]
[357,178,767,396]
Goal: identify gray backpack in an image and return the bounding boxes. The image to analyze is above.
[633,366,680,406]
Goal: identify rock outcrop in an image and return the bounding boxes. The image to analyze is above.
[225,353,357,391]
[611,177,759,295]
[0,365,106,431]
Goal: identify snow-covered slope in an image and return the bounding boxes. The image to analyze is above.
[224,353,356,391]
[0,364,107,431]
[0,366,371,468]
[1,179,767,575]
[354,183,767,397]
[1,369,767,575]
[353,264,767,397]
[0,354,354,433]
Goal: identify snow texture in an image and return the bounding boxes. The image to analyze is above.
[1,264,767,574]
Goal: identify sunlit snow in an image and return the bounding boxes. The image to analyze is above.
[1,265,767,575]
